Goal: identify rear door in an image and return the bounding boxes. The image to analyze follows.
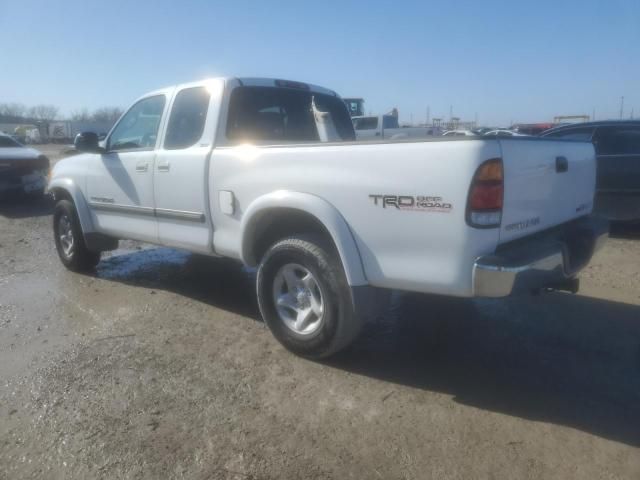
[86,94,168,242]
[153,80,222,252]
[498,138,596,243]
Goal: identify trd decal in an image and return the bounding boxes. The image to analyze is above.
[369,195,453,212]
[504,216,540,231]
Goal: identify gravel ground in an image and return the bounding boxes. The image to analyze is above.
[1,145,639,479]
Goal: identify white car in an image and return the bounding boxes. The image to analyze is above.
[442,129,476,136]
[0,133,49,197]
[484,129,528,137]
[352,115,442,140]
[48,77,607,358]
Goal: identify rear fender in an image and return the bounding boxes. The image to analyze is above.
[241,191,368,286]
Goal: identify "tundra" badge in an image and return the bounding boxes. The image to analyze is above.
[505,216,540,231]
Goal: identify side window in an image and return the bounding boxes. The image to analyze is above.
[382,116,399,129]
[545,127,594,141]
[593,126,640,155]
[164,87,211,150]
[108,95,165,151]
[353,117,378,130]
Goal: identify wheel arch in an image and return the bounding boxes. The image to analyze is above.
[240,191,368,286]
[48,177,95,235]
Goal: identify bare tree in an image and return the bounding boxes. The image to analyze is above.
[0,102,28,118]
[28,104,59,122]
[92,107,123,124]
[70,108,91,122]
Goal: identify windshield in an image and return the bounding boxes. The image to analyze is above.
[0,135,22,147]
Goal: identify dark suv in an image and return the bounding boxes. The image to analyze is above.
[541,121,640,222]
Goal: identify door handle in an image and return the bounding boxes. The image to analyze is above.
[135,162,149,172]
[157,161,170,172]
[556,156,568,173]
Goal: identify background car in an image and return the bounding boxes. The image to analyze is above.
[0,133,49,199]
[442,129,476,136]
[541,120,640,222]
[483,129,528,137]
[511,123,555,135]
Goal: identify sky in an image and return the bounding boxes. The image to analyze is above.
[1,0,638,126]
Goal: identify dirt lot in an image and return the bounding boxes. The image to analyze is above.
[1,145,639,479]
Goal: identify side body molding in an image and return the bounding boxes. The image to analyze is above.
[240,191,368,286]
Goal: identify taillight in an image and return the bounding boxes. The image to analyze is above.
[467,158,503,228]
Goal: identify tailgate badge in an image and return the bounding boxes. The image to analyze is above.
[505,216,540,232]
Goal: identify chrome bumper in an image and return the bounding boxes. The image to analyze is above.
[473,216,609,297]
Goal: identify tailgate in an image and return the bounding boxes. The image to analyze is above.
[499,138,596,243]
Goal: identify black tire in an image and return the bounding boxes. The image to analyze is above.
[53,199,101,272]
[256,234,363,358]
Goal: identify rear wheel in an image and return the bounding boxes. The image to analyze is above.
[53,199,101,272]
[256,234,363,358]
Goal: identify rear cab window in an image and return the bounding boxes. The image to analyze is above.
[226,86,355,145]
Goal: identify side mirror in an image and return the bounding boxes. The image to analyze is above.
[74,131,102,153]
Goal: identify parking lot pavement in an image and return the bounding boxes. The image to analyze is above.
[1,179,639,477]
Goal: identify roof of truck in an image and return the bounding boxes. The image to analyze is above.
[235,78,337,97]
[143,77,338,99]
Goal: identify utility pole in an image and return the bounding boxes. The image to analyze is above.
[410,113,414,126]
[620,96,624,119]
[631,108,634,119]
[426,106,430,125]
[592,107,595,121]
[449,105,453,121]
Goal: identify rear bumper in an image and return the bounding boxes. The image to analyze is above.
[473,215,608,297]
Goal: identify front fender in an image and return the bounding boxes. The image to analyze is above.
[48,177,95,234]
[241,191,368,286]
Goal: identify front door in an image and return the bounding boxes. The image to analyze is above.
[153,82,220,252]
[87,94,167,242]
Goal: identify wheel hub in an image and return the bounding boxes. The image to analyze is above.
[295,288,311,308]
[272,263,324,335]
[58,214,75,259]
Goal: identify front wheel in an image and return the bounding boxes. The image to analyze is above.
[53,199,101,272]
[256,234,363,358]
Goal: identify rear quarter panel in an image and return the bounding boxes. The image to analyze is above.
[209,139,502,296]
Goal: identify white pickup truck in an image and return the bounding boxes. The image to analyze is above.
[49,77,608,358]
[352,114,442,140]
